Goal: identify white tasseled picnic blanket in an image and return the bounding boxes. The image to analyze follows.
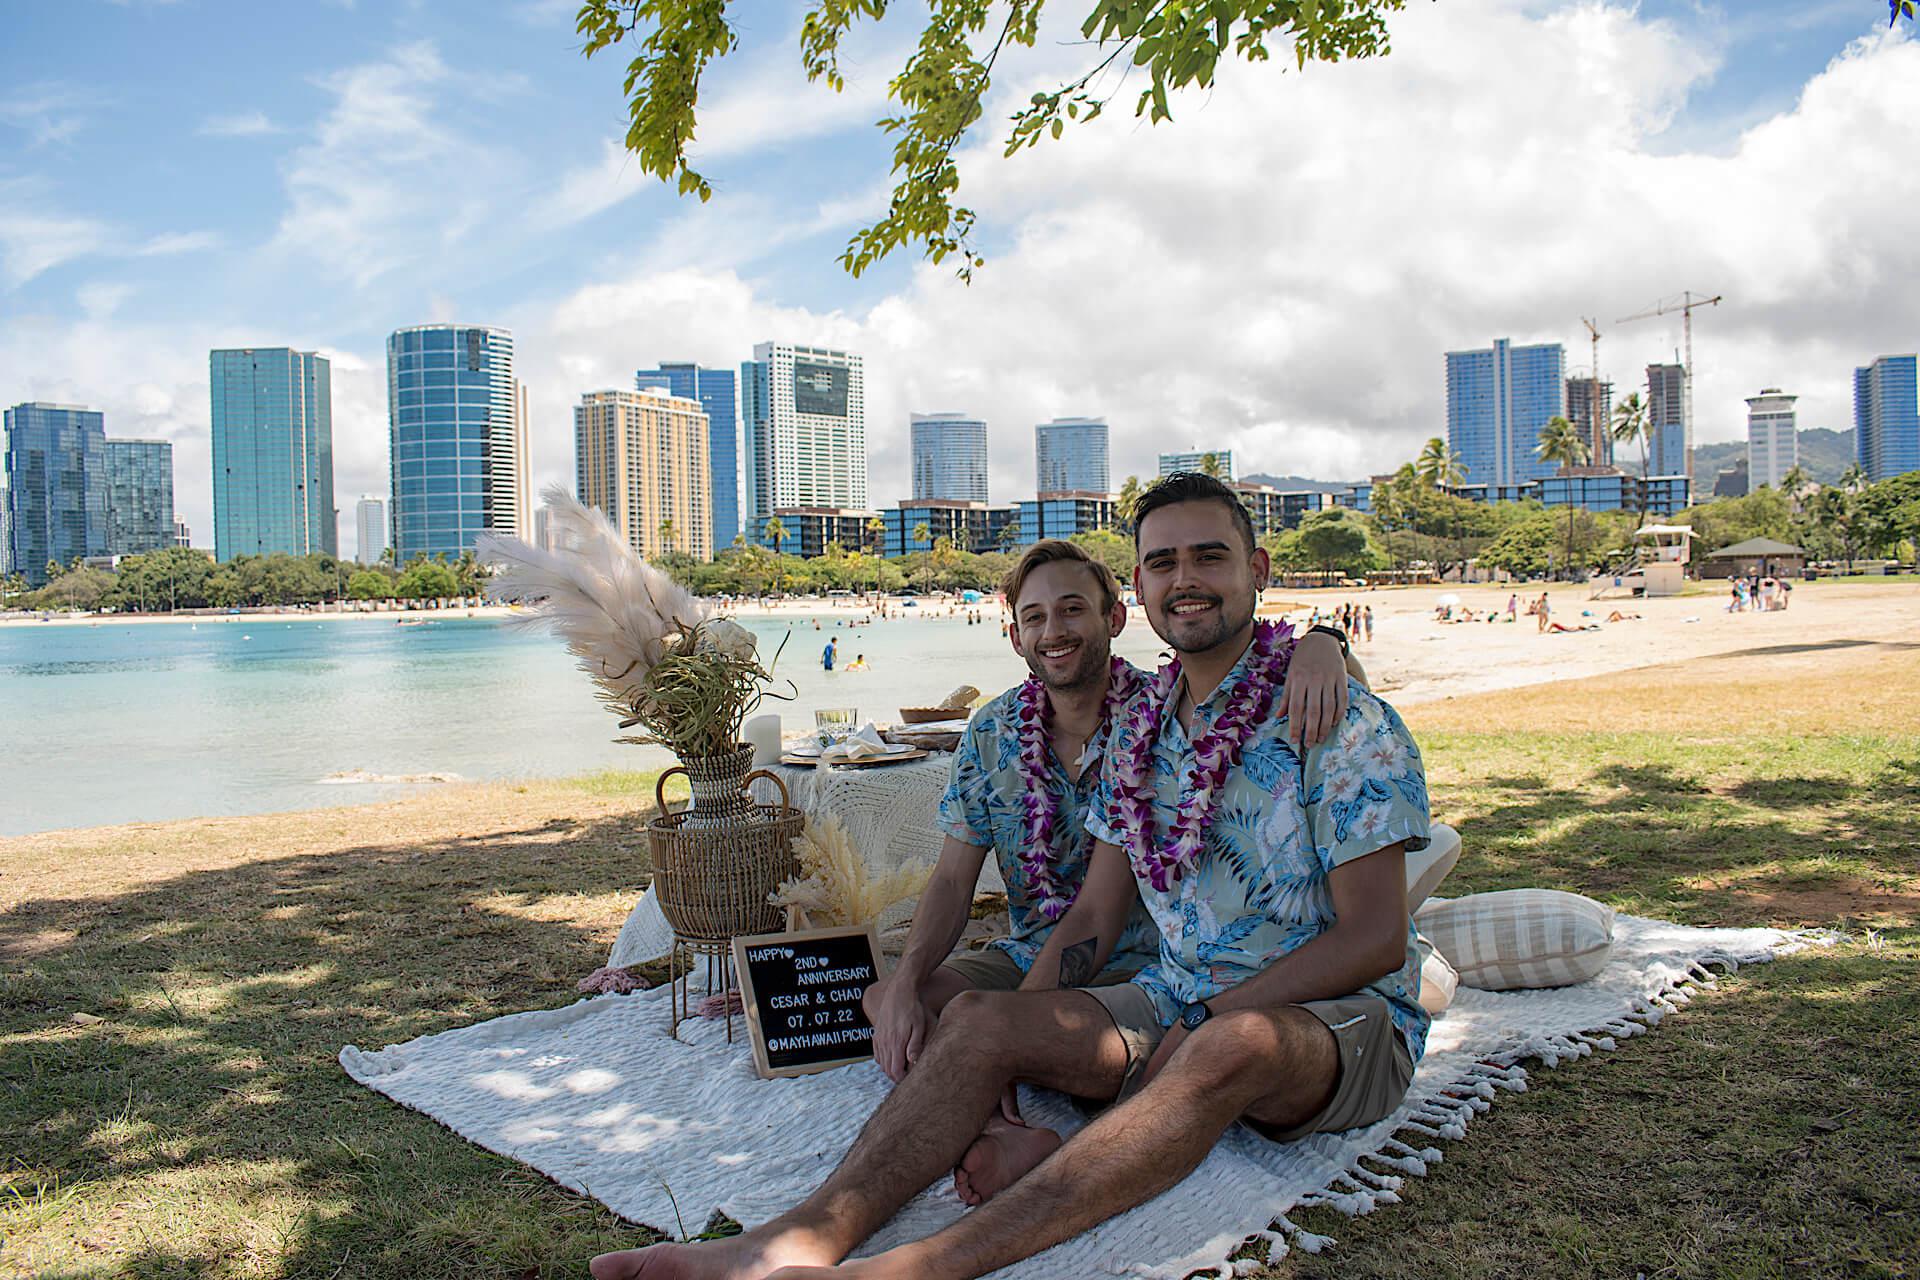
[341,915,1818,1279]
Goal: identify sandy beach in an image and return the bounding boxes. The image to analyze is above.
[1307,579,1920,708]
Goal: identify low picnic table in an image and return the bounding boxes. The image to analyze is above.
[606,750,1004,968]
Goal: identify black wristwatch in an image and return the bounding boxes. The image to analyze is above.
[1179,1000,1213,1031]
[1306,624,1350,656]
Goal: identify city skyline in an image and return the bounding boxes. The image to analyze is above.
[4,2,1917,561]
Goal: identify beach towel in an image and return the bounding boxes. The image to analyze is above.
[340,914,1819,1279]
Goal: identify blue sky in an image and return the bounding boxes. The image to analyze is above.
[3,0,1915,557]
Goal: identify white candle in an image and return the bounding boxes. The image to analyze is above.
[744,714,782,766]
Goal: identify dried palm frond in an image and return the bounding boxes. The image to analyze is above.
[771,814,933,927]
[478,487,790,756]
[479,485,703,707]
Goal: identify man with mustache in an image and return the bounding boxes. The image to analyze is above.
[865,539,1350,1200]
[588,493,1408,1280]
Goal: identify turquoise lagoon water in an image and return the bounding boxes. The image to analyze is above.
[0,610,1174,837]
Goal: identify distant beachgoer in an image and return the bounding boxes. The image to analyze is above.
[1548,621,1599,633]
[1507,593,1518,622]
[848,654,870,671]
[1606,611,1642,622]
[1780,580,1793,609]
[1363,605,1374,643]
[823,638,837,671]
[1536,593,1551,633]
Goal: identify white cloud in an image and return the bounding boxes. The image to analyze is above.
[269,42,521,289]
[0,207,112,288]
[510,3,1920,511]
[199,110,281,137]
[135,230,223,257]
[0,82,98,146]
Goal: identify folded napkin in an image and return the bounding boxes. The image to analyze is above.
[822,722,900,763]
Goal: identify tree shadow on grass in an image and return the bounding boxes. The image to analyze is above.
[1443,756,1920,923]
[0,807,673,1278]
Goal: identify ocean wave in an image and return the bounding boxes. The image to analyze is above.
[317,769,467,786]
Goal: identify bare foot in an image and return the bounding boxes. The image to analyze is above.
[952,1114,1061,1206]
[590,1224,836,1280]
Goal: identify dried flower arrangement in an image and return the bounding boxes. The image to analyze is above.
[478,486,790,760]
[771,814,933,927]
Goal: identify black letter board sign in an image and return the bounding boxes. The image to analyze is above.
[732,924,885,1078]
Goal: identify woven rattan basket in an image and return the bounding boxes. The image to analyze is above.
[648,762,803,948]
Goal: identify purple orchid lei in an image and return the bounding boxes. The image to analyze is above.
[1015,655,1146,920]
[1113,619,1296,892]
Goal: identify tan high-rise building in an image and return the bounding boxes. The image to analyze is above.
[574,388,712,561]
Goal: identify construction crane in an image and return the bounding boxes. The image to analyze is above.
[1618,291,1722,481]
[1581,317,1603,463]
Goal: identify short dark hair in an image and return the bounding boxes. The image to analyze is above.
[1001,538,1120,612]
[1131,472,1257,554]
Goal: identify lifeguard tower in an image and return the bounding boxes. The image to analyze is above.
[1630,524,1692,596]
[1592,525,1692,598]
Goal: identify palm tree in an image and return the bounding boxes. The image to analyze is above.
[1115,475,1143,534]
[1838,462,1868,494]
[1779,464,1815,516]
[657,517,678,556]
[1414,437,1465,491]
[762,516,788,594]
[864,515,887,593]
[1537,414,1591,579]
[1611,392,1651,524]
[996,516,1020,553]
[1199,452,1224,479]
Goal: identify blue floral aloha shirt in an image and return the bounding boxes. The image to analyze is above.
[936,666,1161,975]
[1085,647,1434,1061]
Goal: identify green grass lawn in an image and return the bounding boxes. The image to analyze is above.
[4,672,1917,1279]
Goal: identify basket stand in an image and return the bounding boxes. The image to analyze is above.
[648,750,803,1040]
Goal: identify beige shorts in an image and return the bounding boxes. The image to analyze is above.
[1085,983,1415,1143]
[940,945,1140,993]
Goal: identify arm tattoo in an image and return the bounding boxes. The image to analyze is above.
[1058,937,1098,988]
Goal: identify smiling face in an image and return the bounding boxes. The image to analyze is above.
[1134,499,1269,656]
[1008,559,1126,692]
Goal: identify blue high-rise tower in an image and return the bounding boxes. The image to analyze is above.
[1445,340,1567,488]
[3,402,108,586]
[210,348,336,561]
[1034,417,1109,494]
[1854,354,1919,482]
[637,363,738,551]
[387,325,529,563]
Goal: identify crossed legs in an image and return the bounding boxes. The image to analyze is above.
[588,987,1131,1280]
[764,1004,1341,1280]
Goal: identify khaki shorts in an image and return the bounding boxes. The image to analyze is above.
[1085,984,1415,1143]
[940,945,1140,993]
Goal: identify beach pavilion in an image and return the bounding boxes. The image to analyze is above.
[1701,536,1807,580]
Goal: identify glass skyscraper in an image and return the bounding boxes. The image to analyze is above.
[637,363,738,551]
[1035,417,1109,494]
[387,325,529,563]
[1445,339,1566,488]
[1646,363,1689,479]
[355,495,389,564]
[1158,449,1234,479]
[738,343,866,532]
[1745,389,1798,490]
[3,402,108,586]
[105,439,175,556]
[210,348,336,561]
[1854,355,1919,482]
[910,412,989,503]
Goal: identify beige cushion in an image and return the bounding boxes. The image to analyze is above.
[1415,932,1459,1014]
[1405,823,1461,909]
[1414,889,1616,991]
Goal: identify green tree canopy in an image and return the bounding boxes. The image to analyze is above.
[396,561,461,600]
[577,0,1407,279]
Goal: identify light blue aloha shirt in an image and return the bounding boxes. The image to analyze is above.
[936,666,1160,975]
[1086,651,1433,1061]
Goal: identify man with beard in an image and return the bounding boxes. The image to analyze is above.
[865,539,1349,1201]
[587,509,1402,1280]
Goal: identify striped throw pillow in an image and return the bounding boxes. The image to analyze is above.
[1414,889,1616,991]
